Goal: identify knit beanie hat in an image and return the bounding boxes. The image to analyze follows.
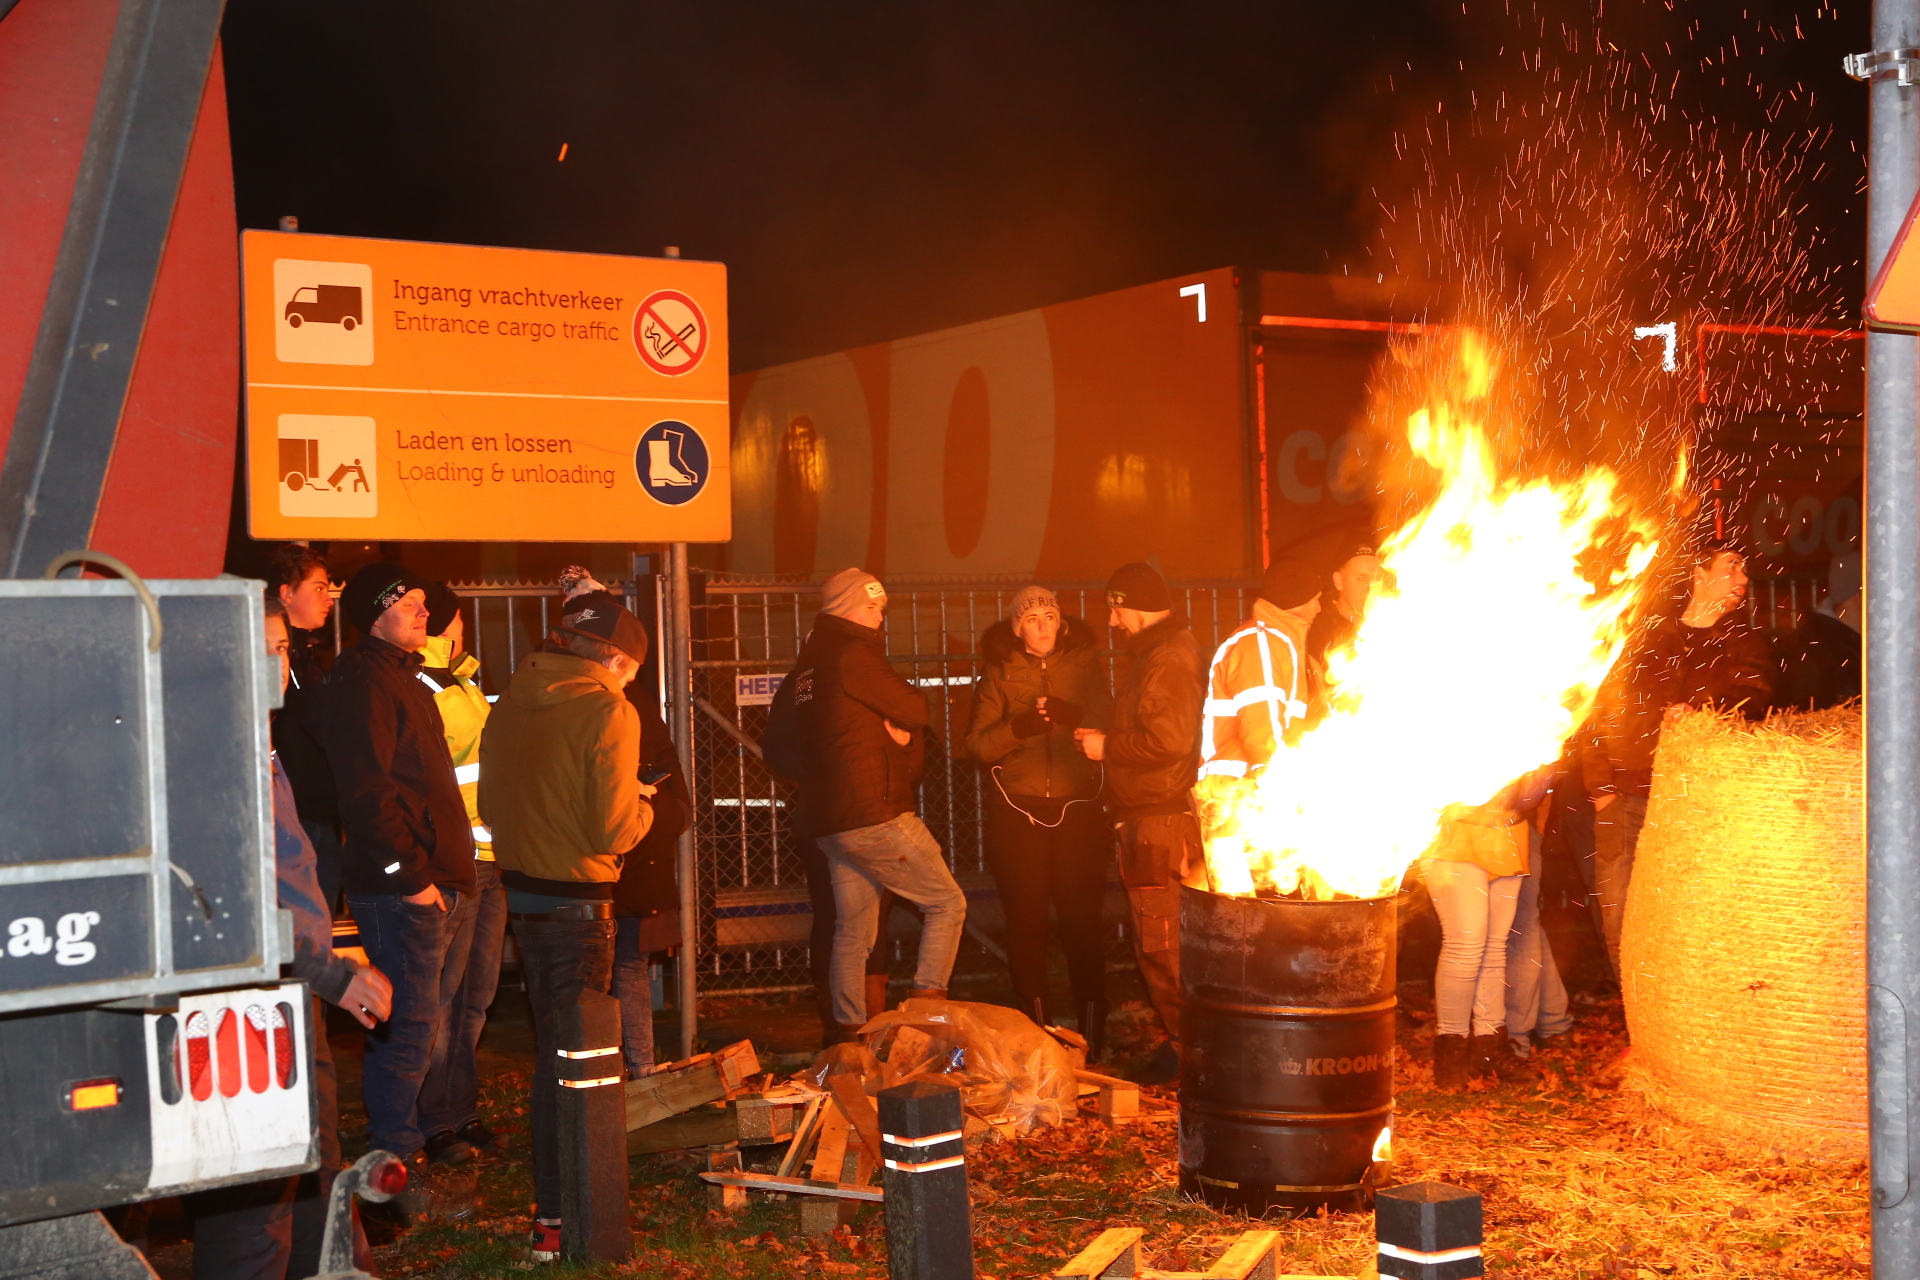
[424,581,463,637]
[1009,584,1059,623]
[341,562,432,636]
[560,564,610,602]
[1260,554,1328,610]
[558,590,649,665]
[1104,562,1170,612]
[821,567,887,618]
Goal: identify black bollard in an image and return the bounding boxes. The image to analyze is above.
[556,988,631,1263]
[1375,1181,1483,1280]
[877,1080,974,1280]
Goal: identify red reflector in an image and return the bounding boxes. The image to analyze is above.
[272,1002,296,1090]
[67,1079,120,1111]
[186,1010,213,1101]
[368,1156,409,1197]
[214,1008,241,1098]
[244,1005,270,1094]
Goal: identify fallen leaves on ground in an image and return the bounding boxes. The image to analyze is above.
[359,993,1867,1278]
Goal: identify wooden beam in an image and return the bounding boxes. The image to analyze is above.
[1054,1227,1142,1279]
[695,1171,883,1203]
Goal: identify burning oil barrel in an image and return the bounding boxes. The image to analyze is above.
[1178,884,1395,1216]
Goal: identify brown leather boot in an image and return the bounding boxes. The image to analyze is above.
[908,987,948,1002]
[1469,1027,1538,1082]
[865,974,891,1020]
[1432,1034,1471,1091]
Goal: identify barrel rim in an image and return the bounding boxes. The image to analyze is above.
[1178,1098,1395,1126]
[1184,884,1399,908]
[1182,993,1398,1019]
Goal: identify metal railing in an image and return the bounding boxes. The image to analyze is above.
[312,570,1829,1003]
[684,576,1256,996]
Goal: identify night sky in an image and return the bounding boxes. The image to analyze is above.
[219,1,1871,377]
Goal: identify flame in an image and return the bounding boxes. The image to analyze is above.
[1372,1124,1393,1164]
[1205,332,1661,900]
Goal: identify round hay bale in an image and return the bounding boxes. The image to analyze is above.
[1622,705,1865,1160]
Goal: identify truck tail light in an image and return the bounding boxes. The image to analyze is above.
[186,1010,213,1101]
[244,1005,270,1093]
[214,1009,241,1098]
[155,1014,182,1105]
[272,1002,298,1089]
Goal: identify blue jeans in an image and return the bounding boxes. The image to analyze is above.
[1423,860,1522,1038]
[347,887,475,1157]
[514,916,617,1219]
[1505,850,1572,1054]
[815,812,967,1026]
[611,916,657,1077]
[421,859,505,1139]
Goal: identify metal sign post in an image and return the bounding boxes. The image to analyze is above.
[665,541,701,1059]
[1851,6,1920,1272]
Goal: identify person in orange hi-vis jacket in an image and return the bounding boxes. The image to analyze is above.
[1196,551,1334,793]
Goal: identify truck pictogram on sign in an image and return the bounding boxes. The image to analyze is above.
[283,284,362,330]
[634,289,708,376]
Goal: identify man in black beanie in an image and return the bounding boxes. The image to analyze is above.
[318,563,478,1186]
[1073,561,1204,1080]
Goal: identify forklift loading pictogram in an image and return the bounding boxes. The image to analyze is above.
[280,438,369,492]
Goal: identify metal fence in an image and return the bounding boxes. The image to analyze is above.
[321,568,1829,1003]
[684,576,1258,996]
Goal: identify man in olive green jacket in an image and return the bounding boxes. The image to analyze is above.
[477,591,653,1260]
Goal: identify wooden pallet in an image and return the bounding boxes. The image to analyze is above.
[1054,1227,1345,1280]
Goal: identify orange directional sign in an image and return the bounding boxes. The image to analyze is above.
[1867,186,1920,331]
[241,231,729,542]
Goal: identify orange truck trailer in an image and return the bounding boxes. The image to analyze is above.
[720,268,1428,585]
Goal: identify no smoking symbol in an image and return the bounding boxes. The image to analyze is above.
[634,289,708,376]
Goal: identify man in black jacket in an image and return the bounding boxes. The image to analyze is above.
[320,563,477,1171]
[1581,544,1773,976]
[1075,562,1206,1076]
[268,543,344,910]
[765,568,967,1041]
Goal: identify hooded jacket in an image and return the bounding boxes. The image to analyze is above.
[1199,597,1312,781]
[965,616,1110,801]
[1581,612,1775,800]
[479,650,652,892]
[1104,614,1206,820]
[763,611,930,838]
[318,635,475,897]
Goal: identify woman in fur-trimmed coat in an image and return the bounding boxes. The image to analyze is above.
[965,585,1116,1057]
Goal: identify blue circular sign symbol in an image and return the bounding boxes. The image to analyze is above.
[635,420,710,506]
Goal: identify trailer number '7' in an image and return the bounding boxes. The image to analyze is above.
[1180,283,1207,323]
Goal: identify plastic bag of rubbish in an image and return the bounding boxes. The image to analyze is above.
[857,998,1076,1132]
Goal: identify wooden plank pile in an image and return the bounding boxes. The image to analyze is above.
[1054,1227,1345,1280]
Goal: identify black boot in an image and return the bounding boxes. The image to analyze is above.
[1470,1027,1537,1082]
[1079,1000,1109,1064]
[1432,1034,1471,1091]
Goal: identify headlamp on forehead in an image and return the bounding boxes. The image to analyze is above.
[1107,591,1126,609]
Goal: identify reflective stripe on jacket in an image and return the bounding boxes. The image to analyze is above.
[1199,598,1309,781]
[418,638,493,857]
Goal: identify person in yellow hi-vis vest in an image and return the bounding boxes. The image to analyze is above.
[1196,553,1329,792]
[415,582,508,1166]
